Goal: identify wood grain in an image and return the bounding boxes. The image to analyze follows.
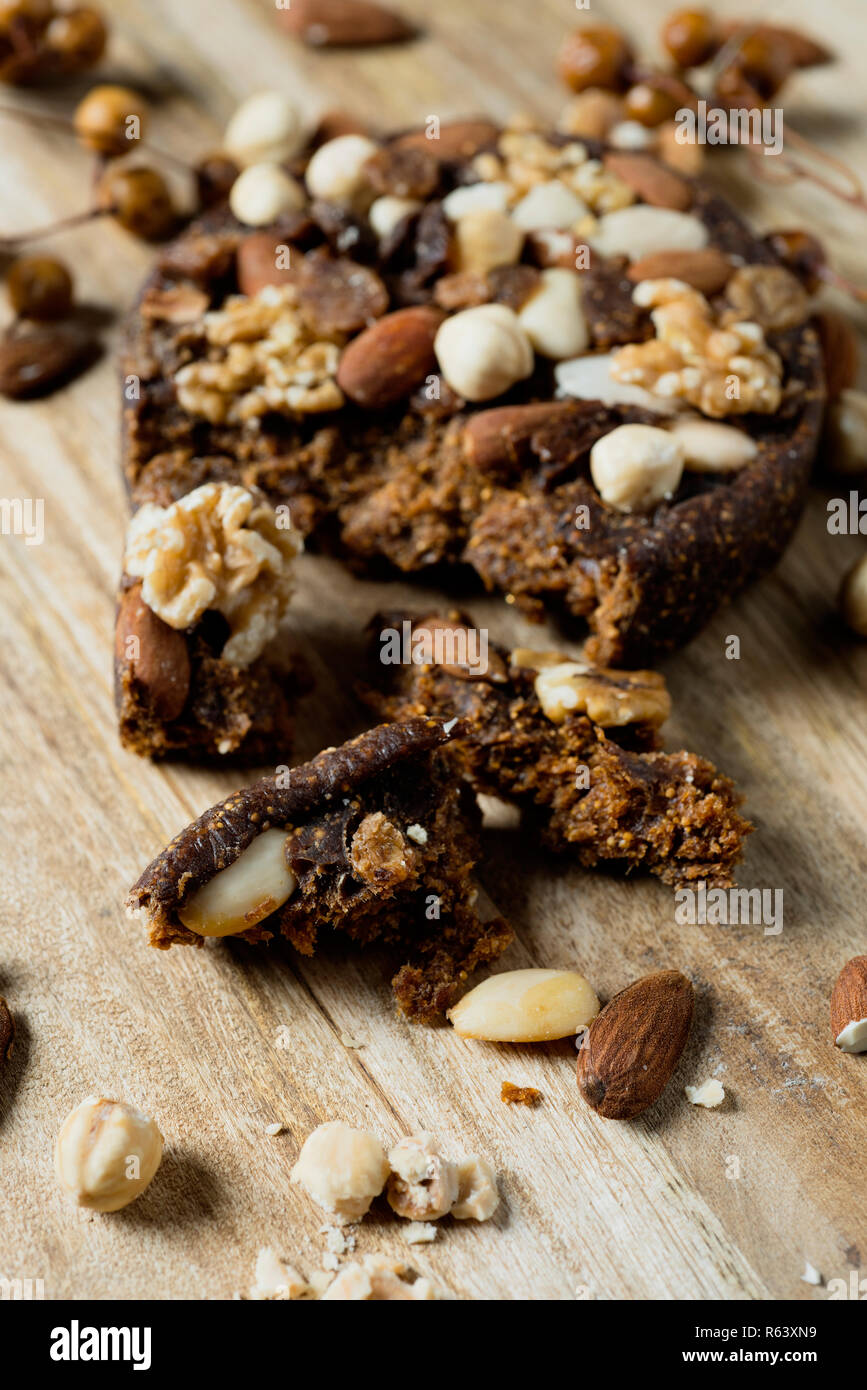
[1,0,867,1301]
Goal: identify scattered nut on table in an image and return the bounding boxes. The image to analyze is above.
[54,1097,163,1212]
[448,967,600,1042]
[386,1133,459,1221]
[290,1121,390,1224]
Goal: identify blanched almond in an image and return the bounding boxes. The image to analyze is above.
[591,205,708,261]
[448,968,599,1042]
[178,828,296,937]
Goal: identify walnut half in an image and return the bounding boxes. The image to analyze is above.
[528,655,671,728]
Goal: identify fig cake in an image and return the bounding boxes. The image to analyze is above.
[120,115,824,668]
[127,717,512,1021]
[358,611,751,887]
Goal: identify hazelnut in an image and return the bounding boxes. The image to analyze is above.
[54,1097,163,1212]
[290,1121,389,1224]
[660,8,721,68]
[441,181,511,220]
[518,267,588,359]
[824,390,867,476]
[386,1133,459,1222]
[590,422,685,511]
[228,162,306,227]
[434,303,534,402]
[73,84,148,156]
[453,207,524,276]
[304,134,380,205]
[368,194,422,240]
[452,1155,500,1221]
[511,179,589,231]
[448,968,600,1042]
[6,256,73,320]
[100,166,176,241]
[557,25,632,93]
[177,829,297,937]
[623,81,680,128]
[840,555,867,636]
[223,91,306,168]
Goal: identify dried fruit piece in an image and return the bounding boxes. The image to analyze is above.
[501,1081,541,1106]
[576,970,694,1120]
[278,0,415,47]
[449,967,600,1042]
[831,956,867,1052]
[393,120,499,162]
[336,305,443,408]
[295,252,388,335]
[363,143,438,200]
[115,583,191,722]
[236,231,297,297]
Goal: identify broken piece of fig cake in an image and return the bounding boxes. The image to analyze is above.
[127,718,512,1021]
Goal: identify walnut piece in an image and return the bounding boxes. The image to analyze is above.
[174,284,344,423]
[533,659,671,728]
[723,265,811,333]
[465,123,634,221]
[124,481,302,668]
[611,278,782,417]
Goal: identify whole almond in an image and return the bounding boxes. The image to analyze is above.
[577,970,694,1119]
[116,583,191,722]
[626,248,733,295]
[0,326,95,399]
[278,0,414,46]
[464,401,584,472]
[830,956,867,1051]
[336,305,443,408]
[0,997,13,1063]
[394,120,499,163]
[603,152,692,212]
[813,309,859,401]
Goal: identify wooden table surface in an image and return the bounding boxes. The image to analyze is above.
[2,0,867,1302]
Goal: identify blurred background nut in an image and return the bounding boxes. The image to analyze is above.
[223,90,305,167]
[590,423,684,512]
[452,1155,499,1221]
[386,1133,458,1221]
[0,996,13,1063]
[45,6,107,69]
[840,555,867,637]
[434,303,533,402]
[448,967,600,1042]
[229,162,305,226]
[518,267,588,359]
[453,207,523,276]
[557,89,624,140]
[557,24,633,93]
[511,179,588,231]
[304,133,380,205]
[368,193,421,240]
[6,256,72,319]
[99,166,176,241]
[177,829,296,937]
[667,418,757,473]
[73,84,147,155]
[54,1097,163,1212]
[824,389,867,475]
[591,206,708,260]
[290,1120,389,1223]
[660,7,721,68]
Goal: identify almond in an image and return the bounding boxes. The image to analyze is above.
[278,0,414,47]
[576,970,694,1119]
[720,22,831,69]
[393,120,499,163]
[603,152,692,211]
[115,582,191,722]
[464,400,584,472]
[336,305,443,408]
[0,325,95,399]
[0,997,13,1063]
[813,309,859,401]
[237,231,296,297]
[830,956,867,1052]
[626,248,733,295]
[448,968,600,1042]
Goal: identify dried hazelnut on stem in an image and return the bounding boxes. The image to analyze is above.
[99,165,176,241]
[74,83,147,156]
[6,254,72,319]
[45,7,107,69]
[54,1096,164,1212]
[557,24,632,94]
[660,8,721,68]
[194,153,239,209]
